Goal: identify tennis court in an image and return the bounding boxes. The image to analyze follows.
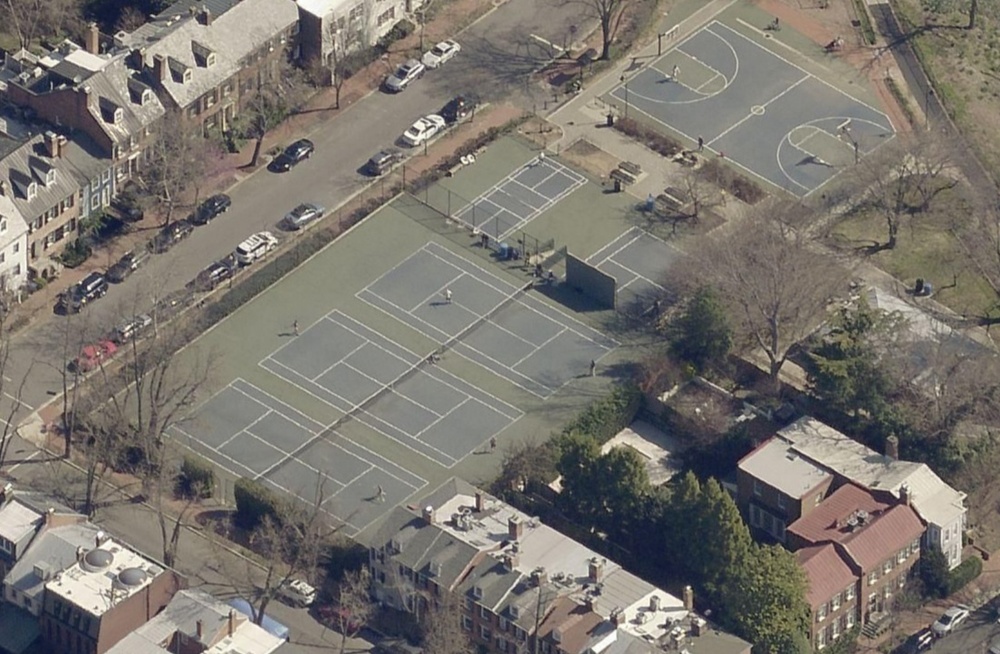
[358,241,617,397]
[170,379,426,536]
[259,310,522,467]
[452,155,586,241]
[588,227,682,310]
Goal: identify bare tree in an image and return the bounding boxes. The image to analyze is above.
[332,566,374,654]
[420,590,475,654]
[575,0,629,60]
[141,112,209,225]
[0,305,31,470]
[1,0,79,50]
[688,205,850,387]
[969,0,979,30]
[115,6,148,34]
[848,133,957,251]
[242,56,309,168]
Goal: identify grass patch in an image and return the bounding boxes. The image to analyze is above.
[851,0,877,45]
[885,76,917,126]
[828,211,996,317]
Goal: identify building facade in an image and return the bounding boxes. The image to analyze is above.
[0,193,28,293]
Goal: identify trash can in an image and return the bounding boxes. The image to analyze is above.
[607,113,615,127]
[614,178,623,192]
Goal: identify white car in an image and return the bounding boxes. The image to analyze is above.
[402,114,446,147]
[421,40,461,68]
[931,604,970,637]
[278,579,317,607]
[235,231,279,265]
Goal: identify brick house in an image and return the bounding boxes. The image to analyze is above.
[39,532,185,654]
[368,478,751,654]
[0,35,166,183]
[787,484,923,649]
[737,436,835,543]
[119,0,299,135]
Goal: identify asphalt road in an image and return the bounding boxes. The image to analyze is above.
[1,0,593,428]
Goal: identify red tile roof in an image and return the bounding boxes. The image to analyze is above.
[788,484,924,571]
[796,544,856,608]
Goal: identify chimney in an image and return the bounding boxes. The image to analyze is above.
[531,566,547,587]
[900,483,912,507]
[228,609,236,636]
[85,22,100,55]
[422,505,435,525]
[44,131,61,158]
[153,54,167,83]
[588,557,604,583]
[0,482,12,503]
[885,434,899,460]
[196,619,204,640]
[508,516,522,541]
[502,552,519,572]
[682,585,694,611]
[585,594,597,612]
[0,180,6,196]
[45,507,55,526]
[611,608,625,626]
[95,531,104,548]
[198,7,213,25]
[649,594,661,612]
[691,617,706,637]
[76,545,86,563]
[475,491,485,512]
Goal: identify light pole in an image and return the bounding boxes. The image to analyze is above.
[841,125,859,164]
[658,32,666,56]
[924,87,934,131]
[620,74,629,119]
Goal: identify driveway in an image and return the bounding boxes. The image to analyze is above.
[2,0,594,427]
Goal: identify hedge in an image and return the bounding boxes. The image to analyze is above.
[947,555,983,595]
[178,454,215,499]
[234,477,284,530]
[561,384,642,446]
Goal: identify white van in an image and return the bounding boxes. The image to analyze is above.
[235,231,278,265]
[278,579,317,607]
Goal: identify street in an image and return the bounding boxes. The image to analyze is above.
[920,604,1000,654]
[1,0,593,429]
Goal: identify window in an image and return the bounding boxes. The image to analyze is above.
[480,605,491,621]
[499,617,509,631]
[27,183,37,200]
[496,637,508,652]
[462,616,473,631]
[817,627,827,649]
[0,219,5,232]
[831,619,840,639]
[777,494,787,510]
[753,480,762,496]
[883,560,892,575]
[479,625,491,641]
[868,571,877,586]
[868,592,876,608]
[846,612,856,628]
[0,537,11,553]
[817,603,827,622]
[464,597,473,610]
[12,242,17,253]
[882,585,891,600]
[897,575,906,590]
[831,593,841,611]
[897,550,906,564]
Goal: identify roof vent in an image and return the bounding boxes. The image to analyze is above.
[82,549,114,572]
[116,567,148,588]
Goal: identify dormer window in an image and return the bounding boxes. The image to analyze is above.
[26,182,37,200]
[191,41,216,68]
[142,89,153,104]
[113,108,124,123]
[45,170,55,186]
[183,69,192,83]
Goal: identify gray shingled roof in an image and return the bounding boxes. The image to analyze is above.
[60,131,113,189]
[130,0,298,110]
[83,57,166,147]
[0,136,80,220]
[5,523,103,604]
[456,557,522,612]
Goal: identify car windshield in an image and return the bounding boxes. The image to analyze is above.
[939,614,954,625]
[432,45,446,55]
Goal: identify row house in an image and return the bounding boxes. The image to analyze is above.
[120,0,299,135]
[297,0,424,75]
[0,191,28,294]
[779,417,967,570]
[787,484,923,649]
[0,34,166,183]
[368,478,751,654]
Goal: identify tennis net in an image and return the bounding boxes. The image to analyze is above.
[325,280,534,434]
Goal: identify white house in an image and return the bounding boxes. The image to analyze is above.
[0,192,28,294]
[296,0,424,69]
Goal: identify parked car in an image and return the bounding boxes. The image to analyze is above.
[421,40,460,68]
[149,219,194,253]
[282,203,326,230]
[188,261,234,291]
[383,59,425,93]
[364,148,403,177]
[441,94,478,124]
[110,197,144,222]
[931,604,970,637]
[898,628,934,653]
[269,139,315,172]
[57,272,109,313]
[988,636,1000,654]
[401,115,446,147]
[72,339,118,373]
[235,231,279,265]
[188,193,232,225]
[278,579,317,607]
[106,249,150,283]
[111,314,153,344]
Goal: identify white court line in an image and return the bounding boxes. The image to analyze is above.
[530,33,564,53]
[2,393,33,412]
[403,290,537,351]
[306,340,368,382]
[586,227,644,264]
[588,229,645,266]
[708,75,809,146]
[7,449,41,473]
[412,397,470,439]
[624,29,739,107]
[417,271,472,312]
[217,408,274,450]
[510,326,567,368]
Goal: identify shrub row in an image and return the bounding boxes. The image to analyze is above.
[234,477,284,530]
[561,384,643,445]
[697,156,766,205]
[947,555,983,595]
[178,455,215,499]
[851,0,877,45]
[612,117,684,157]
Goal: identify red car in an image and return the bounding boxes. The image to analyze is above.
[73,340,118,373]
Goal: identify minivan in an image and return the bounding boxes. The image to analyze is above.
[365,149,403,176]
[59,272,109,313]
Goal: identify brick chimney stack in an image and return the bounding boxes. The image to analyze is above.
[886,434,899,460]
[85,23,100,55]
[153,54,167,83]
[683,585,694,611]
[508,516,522,541]
[422,506,435,525]
[475,491,485,512]
[198,6,213,25]
[196,619,204,640]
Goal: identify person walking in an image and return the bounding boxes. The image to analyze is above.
[293,320,299,336]
[697,136,704,151]
[444,288,453,304]
[589,359,597,376]
[376,484,385,502]
[672,64,680,82]
[489,436,497,452]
